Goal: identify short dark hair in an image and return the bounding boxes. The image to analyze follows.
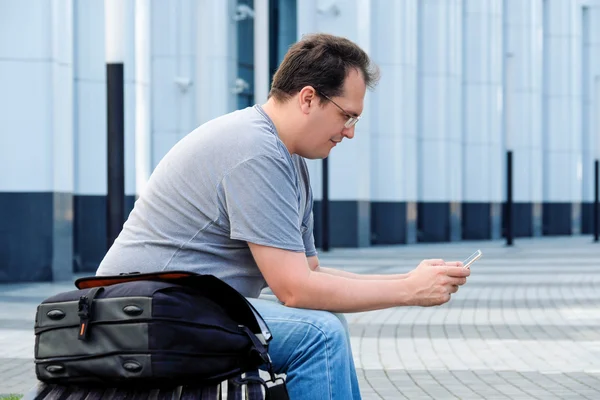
[269,33,380,103]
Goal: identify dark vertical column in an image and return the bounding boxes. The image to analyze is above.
[106,63,125,250]
[594,159,599,242]
[504,47,514,246]
[506,150,513,246]
[269,0,279,80]
[105,0,126,251]
[235,0,255,108]
[322,158,330,252]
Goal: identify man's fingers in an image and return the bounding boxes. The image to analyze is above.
[448,277,467,286]
[446,266,471,277]
[445,261,463,267]
[423,259,445,266]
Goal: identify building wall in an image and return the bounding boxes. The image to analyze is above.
[416,0,464,243]
[542,0,583,235]
[370,0,419,245]
[462,0,503,241]
[582,2,600,233]
[1,0,600,282]
[151,0,198,168]
[72,0,109,273]
[304,0,600,247]
[0,0,74,281]
[72,0,143,273]
[503,0,545,237]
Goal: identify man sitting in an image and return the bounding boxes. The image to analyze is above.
[97,33,470,399]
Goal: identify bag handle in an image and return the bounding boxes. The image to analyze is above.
[75,271,195,289]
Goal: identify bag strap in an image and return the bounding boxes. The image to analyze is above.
[238,326,277,380]
[231,375,289,400]
[265,381,290,400]
[77,286,104,341]
[242,296,272,343]
[237,326,289,400]
[239,326,270,364]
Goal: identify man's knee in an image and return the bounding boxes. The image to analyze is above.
[332,312,349,332]
[304,310,349,349]
[250,298,351,352]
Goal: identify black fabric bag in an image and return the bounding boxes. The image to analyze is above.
[34,271,285,395]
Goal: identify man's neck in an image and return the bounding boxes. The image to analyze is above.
[261,99,297,155]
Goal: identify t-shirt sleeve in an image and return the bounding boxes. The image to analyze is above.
[220,155,306,252]
[303,211,318,257]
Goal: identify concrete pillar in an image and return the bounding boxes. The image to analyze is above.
[72,0,107,272]
[370,0,418,245]
[0,0,74,282]
[133,0,152,196]
[195,0,238,132]
[504,0,544,237]
[581,1,600,234]
[462,0,504,240]
[542,0,583,235]
[296,0,317,37]
[277,0,297,63]
[254,0,269,104]
[124,0,137,212]
[417,0,464,242]
[148,0,197,169]
[50,0,75,281]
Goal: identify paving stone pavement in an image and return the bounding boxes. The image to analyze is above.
[1,236,599,399]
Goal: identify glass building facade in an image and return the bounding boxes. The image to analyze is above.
[1,0,600,282]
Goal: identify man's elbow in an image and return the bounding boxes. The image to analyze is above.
[272,279,310,309]
[280,293,315,309]
[273,287,301,308]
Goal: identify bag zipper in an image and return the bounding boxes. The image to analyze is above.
[35,317,244,335]
[35,349,244,364]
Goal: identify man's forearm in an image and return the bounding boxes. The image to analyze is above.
[285,270,416,313]
[314,265,410,280]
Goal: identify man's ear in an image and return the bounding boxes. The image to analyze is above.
[298,86,318,115]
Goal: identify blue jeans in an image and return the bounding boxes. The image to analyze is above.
[248,295,362,400]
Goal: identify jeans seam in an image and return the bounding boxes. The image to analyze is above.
[265,318,335,399]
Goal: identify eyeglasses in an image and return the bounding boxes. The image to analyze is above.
[318,92,361,128]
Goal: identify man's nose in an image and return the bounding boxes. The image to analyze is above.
[342,125,355,139]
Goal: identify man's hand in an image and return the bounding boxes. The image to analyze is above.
[405,259,470,307]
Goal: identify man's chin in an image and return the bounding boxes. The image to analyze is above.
[299,150,331,160]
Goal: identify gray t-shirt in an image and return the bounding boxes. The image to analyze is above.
[97,105,317,298]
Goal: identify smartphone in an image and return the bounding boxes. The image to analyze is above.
[462,249,482,269]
